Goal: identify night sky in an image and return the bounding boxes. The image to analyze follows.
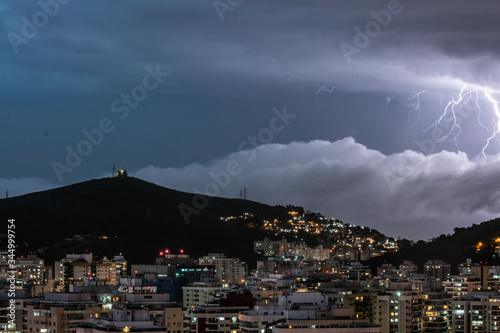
[2,0,500,240]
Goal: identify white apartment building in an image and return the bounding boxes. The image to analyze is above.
[377,282,424,333]
[182,282,230,309]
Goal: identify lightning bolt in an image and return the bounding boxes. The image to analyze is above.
[315,86,335,96]
[387,90,427,125]
[405,90,427,123]
[420,84,500,160]
[478,88,500,162]
[423,85,471,146]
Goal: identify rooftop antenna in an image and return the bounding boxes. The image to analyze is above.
[243,187,247,200]
[112,163,116,177]
[239,189,243,199]
[5,189,8,199]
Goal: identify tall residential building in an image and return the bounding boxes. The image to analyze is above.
[377,282,424,333]
[443,277,482,299]
[13,255,52,285]
[198,254,246,284]
[340,262,371,281]
[182,282,230,309]
[423,293,450,333]
[94,261,117,286]
[113,255,128,279]
[458,260,491,291]
[26,293,102,333]
[424,261,451,281]
[327,289,379,323]
[449,292,500,333]
[55,254,93,286]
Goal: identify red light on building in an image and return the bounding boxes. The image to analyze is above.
[165,249,169,254]
[180,249,184,254]
[160,252,163,256]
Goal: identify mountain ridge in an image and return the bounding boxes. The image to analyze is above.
[0,176,292,266]
[3,176,499,274]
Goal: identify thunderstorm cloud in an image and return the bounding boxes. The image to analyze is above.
[135,139,500,240]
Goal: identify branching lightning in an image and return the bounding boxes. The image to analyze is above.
[405,90,427,123]
[419,84,500,161]
[388,90,427,125]
[423,85,470,146]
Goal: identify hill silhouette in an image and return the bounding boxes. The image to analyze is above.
[369,218,500,274]
[0,177,290,267]
[3,176,499,275]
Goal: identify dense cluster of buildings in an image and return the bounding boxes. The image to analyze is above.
[254,237,385,263]
[3,241,500,333]
[224,211,397,260]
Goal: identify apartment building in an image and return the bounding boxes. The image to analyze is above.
[377,282,424,333]
[26,293,101,333]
